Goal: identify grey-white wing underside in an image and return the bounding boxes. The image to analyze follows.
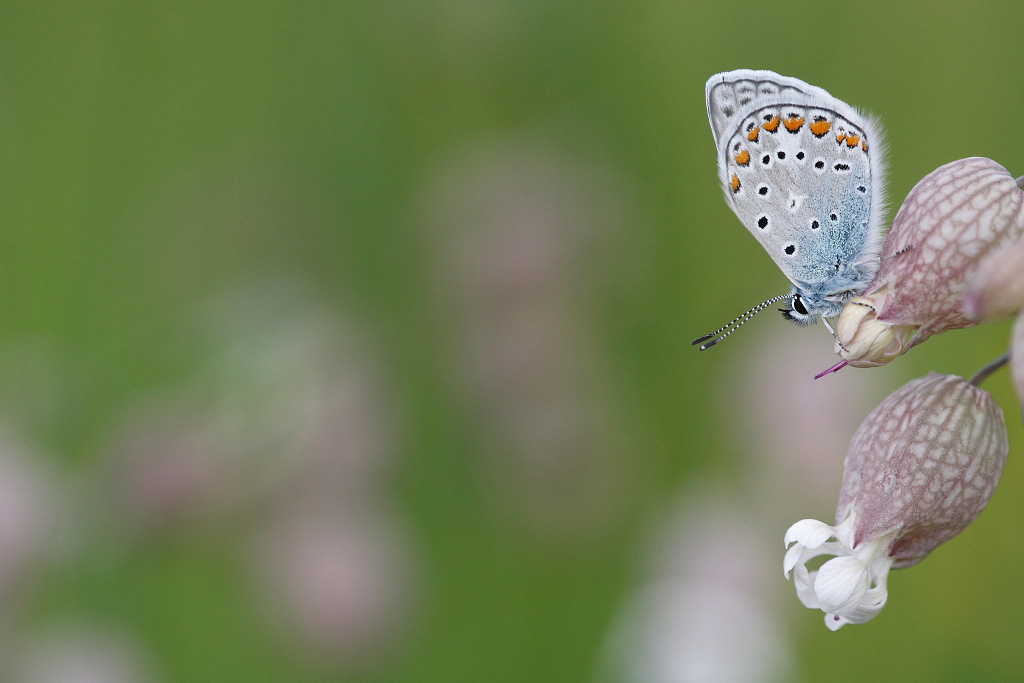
[705,70,886,293]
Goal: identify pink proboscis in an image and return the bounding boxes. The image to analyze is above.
[814,360,849,380]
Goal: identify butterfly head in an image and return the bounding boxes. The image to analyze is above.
[781,286,860,326]
[780,292,814,325]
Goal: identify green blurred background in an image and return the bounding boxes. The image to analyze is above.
[0,1,1022,682]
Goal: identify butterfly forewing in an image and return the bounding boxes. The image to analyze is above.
[706,70,885,300]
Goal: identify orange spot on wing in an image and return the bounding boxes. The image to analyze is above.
[734,150,750,166]
[762,116,780,132]
[862,140,869,152]
[783,116,804,132]
[747,126,760,142]
[836,132,846,144]
[809,119,831,137]
[845,134,860,148]
[730,174,740,193]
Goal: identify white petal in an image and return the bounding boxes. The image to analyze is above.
[784,516,897,631]
[784,519,836,549]
[814,555,869,614]
[824,612,849,631]
[834,585,889,625]
[784,540,848,578]
[834,575,890,623]
[783,543,803,577]
[792,566,819,609]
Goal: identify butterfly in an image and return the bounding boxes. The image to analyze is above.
[693,70,886,349]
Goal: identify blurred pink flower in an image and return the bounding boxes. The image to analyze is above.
[726,325,885,510]
[101,279,405,562]
[836,158,1024,367]
[426,142,629,536]
[247,500,418,666]
[1012,315,1024,406]
[602,492,794,683]
[102,398,235,535]
[606,581,792,683]
[785,373,1007,629]
[8,624,160,683]
[198,280,399,506]
[0,433,58,599]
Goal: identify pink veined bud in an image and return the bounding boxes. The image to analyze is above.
[785,373,1008,629]
[963,240,1024,321]
[835,158,1024,367]
[836,373,1007,567]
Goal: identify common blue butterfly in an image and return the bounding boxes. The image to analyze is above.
[693,70,886,349]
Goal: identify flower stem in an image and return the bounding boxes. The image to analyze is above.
[969,351,1010,387]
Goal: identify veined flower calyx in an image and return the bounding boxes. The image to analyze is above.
[785,373,1008,629]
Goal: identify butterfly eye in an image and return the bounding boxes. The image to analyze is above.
[793,295,808,316]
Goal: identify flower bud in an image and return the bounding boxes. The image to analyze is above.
[833,290,916,368]
[835,158,1024,366]
[785,373,1008,629]
[963,240,1024,321]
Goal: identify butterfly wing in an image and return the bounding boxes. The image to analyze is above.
[706,70,886,299]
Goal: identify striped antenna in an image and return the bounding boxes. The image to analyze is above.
[691,293,795,350]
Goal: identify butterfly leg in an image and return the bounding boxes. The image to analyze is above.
[821,315,847,351]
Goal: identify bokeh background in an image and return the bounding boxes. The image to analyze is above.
[0,2,1022,682]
